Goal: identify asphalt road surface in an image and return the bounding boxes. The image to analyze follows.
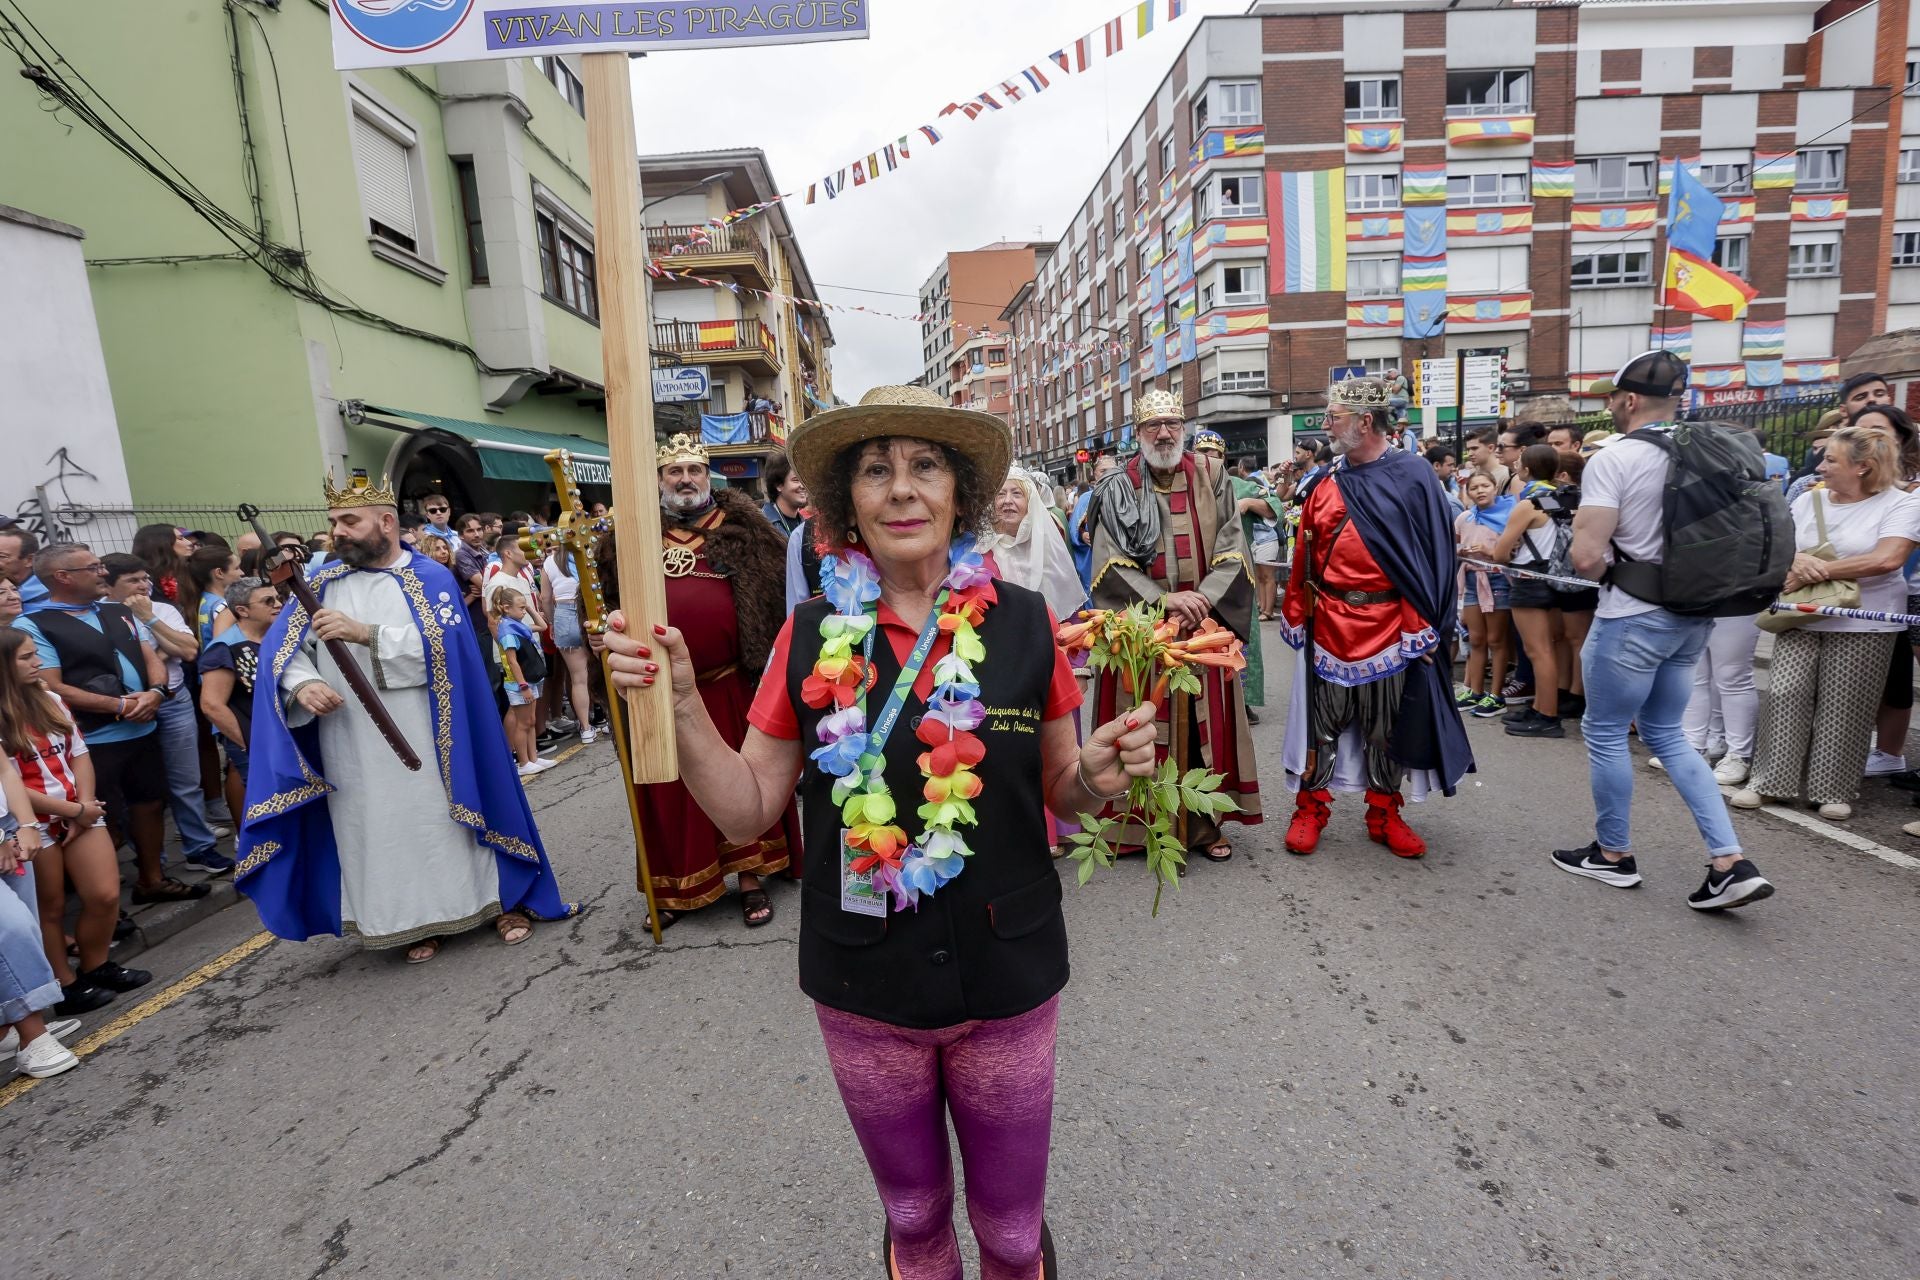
[4,635,1917,1279]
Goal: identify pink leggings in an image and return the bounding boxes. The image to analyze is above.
[814,996,1059,1280]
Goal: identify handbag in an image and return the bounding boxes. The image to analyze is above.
[1756,490,1861,633]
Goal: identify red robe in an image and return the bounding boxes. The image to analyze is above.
[1280,477,1439,684]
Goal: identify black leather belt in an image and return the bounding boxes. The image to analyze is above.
[1324,588,1398,606]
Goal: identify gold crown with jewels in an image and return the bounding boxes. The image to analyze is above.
[323,469,397,509]
[1328,377,1391,409]
[1133,389,1185,426]
[657,433,710,468]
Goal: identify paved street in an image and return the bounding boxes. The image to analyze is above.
[4,634,1917,1280]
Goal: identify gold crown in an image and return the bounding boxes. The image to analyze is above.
[1328,377,1390,409]
[323,469,397,509]
[657,433,710,469]
[1134,389,1185,427]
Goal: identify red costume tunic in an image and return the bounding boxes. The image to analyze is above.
[1281,475,1439,686]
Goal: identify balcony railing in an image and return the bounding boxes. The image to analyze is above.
[653,318,780,361]
[646,222,772,278]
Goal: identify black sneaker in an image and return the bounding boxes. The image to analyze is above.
[1889,769,1920,794]
[1506,709,1565,738]
[1687,860,1774,911]
[80,961,152,993]
[56,981,116,1016]
[112,912,138,943]
[182,850,236,876]
[1502,703,1532,723]
[1471,694,1505,718]
[1551,842,1643,888]
[1559,692,1587,719]
[1246,708,1260,725]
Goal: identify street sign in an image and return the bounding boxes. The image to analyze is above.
[1414,359,1456,410]
[651,365,711,403]
[330,0,872,69]
[1328,364,1366,387]
[1460,352,1506,421]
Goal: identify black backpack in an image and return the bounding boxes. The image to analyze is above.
[1607,423,1792,617]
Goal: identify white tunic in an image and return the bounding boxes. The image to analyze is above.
[280,549,501,947]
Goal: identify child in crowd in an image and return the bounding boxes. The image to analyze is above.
[0,628,150,1019]
[491,587,554,779]
[0,751,82,1079]
[1454,472,1515,718]
[198,577,281,827]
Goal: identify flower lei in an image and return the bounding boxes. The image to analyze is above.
[801,540,994,911]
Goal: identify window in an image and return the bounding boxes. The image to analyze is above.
[1115,263,1127,297]
[1345,77,1402,122]
[986,346,1008,365]
[1196,80,1261,131]
[1894,232,1920,267]
[1139,244,1153,275]
[536,208,597,319]
[1113,205,1125,237]
[1571,249,1653,287]
[1446,69,1531,117]
[1346,171,1401,211]
[1096,227,1106,255]
[1350,355,1399,377]
[451,158,488,284]
[1221,264,1264,304]
[1451,245,1529,292]
[1201,348,1267,395]
[1694,161,1750,194]
[1447,171,1528,207]
[1076,248,1088,278]
[1159,135,1176,179]
[1574,156,1656,203]
[1132,174,1146,208]
[532,55,585,115]
[1348,256,1401,298]
[1796,147,1847,193]
[1712,235,1749,277]
[1097,282,1109,316]
[1078,302,1091,331]
[1902,150,1920,184]
[1201,173,1263,220]
[1788,236,1840,278]
[349,91,429,263]
[1908,59,1919,94]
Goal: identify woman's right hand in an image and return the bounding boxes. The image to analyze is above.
[604,612,696,699]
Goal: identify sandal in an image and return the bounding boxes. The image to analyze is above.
[131,877,211,904]
[740,886,774,929]
[495,912,533,946]
[646,908,682,933]
[1196,839,1234,863]
[404,938,442,964]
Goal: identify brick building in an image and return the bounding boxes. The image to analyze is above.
[918,242,1055,412]
[1005,0,1914,478]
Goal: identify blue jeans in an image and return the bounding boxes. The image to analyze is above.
[0,860,61,1024]
[158,687,219,856]
[1582,610,1742,857]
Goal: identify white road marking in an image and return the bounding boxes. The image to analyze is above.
[1729,789,1920,871]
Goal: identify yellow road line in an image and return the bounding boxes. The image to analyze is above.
[0,930,275,1110]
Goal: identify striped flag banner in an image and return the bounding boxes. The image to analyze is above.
[1532,160,1576,200]
[1201,307,1269,343]
[1191,125,1265,169]
[1447,206,1534,237]
[1346,299,1404,330]
[1269,168,1347,293]
[1571,203,1657,233]
[1691,363,1747,390]
[1195,218,1268,264]
[1752,152,1797,191]
[1742,319,1787,359]
[1658,155,1700,195]
[1103,16,1125,56]
[1135,1,1154,38]
[1401,255,1447,291]
[1447,293,1532,326]
[1345,210,1404,241]
[1785,359,1840,383]
[1791,194,1849,221]
[1650,323,1693,361]
[1445,115,1535,146]
[1718,196,1756,226]
[1168,0,1188,17]
[1402,164,1448,204]
[1345,123,1403,154]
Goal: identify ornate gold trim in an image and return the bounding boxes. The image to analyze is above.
[234,841,280,877]
[1089,556,1143,594]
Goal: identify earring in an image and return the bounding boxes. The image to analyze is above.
[847,528,860,544]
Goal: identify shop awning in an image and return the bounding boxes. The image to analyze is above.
[362,405,612,485]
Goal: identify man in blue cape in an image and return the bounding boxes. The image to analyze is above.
[1280,377,1474,858]
[236,473,570,964]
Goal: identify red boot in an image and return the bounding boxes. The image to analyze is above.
[1364,789,1427,858]
[1285,788,1332,855]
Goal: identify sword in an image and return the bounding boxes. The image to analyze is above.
[237,504,421,771]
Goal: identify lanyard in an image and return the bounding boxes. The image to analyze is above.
[861,588,949,757]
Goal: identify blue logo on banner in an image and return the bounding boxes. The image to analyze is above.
[1362,217,1390,238]
[1361,129,1392,150]
[1475,299,1502,321]
[1362,305,1388,326]
[1475,212,1503,234]
[1808,199,1833,219]
[1482,120,1512,136]
[334,0,474,54]
[1600,207,1626,228]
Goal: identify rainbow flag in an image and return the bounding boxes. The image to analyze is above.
[1347,299,1404,330]
[1171,206,1195,240]
[1447,293,1532,326]
[1401,255,1447,291]
[1345,123,1403,154]
[1792,194,1848,222]
[1718,196,1756,226]
[1664,248,1755,321]
[1785,359,1840,383]
[1269,168,1346,293]
[1571,203,1656,233]
[1752,152,1797,191]
[1742,319,1786,359]
[1191,126,1266,169]
[1532,160,1575,200]
[1175,283,1198,322]
[1345,210,1404,241]
[1402,164,1447,204]
[1445,115,1535,146]
[1650,323,1692,361]
[1447,206,1533,237]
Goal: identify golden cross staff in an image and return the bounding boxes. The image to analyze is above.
[535,448,664,943]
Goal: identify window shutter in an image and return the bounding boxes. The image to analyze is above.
[352,109,416,245]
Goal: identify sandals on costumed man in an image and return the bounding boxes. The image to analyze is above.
[402,912,532,964]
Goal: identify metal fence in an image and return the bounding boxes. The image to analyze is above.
[10,491,332,556]
[1682,390,1841,470]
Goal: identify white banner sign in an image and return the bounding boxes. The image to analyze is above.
[651,365,712,403]
[330,0,871,70]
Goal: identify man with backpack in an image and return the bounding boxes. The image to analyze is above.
[1553,351,1782,912]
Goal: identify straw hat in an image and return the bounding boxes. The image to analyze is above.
[786,385,1012,499]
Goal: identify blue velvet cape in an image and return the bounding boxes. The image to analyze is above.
[234,553,570,940]
[1331,449,1477,795]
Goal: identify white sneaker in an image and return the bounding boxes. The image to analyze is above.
[16,1030,78,1078]
[1818,802,1852,821]
[1864,750,1909,777]
[1705,739,1729,762]
[1648,756,1666,772]
[524,757,560,776]
[1713,756,1751,786]
[579,726,600,745]
[0,1017,79,1062]
[1729,789,1765,810]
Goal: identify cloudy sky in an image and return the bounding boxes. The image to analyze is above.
[630,0,1250,395]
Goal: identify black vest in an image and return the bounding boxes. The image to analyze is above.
[33,603,148,732]
[790,580,1069,1030]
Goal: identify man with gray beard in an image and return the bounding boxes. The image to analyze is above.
[1087,390,1262,861]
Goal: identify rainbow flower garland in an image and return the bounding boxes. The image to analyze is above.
[801,540,994,910]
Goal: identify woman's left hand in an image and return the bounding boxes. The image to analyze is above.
[1079,700,1161,797]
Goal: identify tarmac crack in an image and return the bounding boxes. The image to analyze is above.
[481,950,575,1024]
[306,1219,351,1280]
[367,1049,531,1189]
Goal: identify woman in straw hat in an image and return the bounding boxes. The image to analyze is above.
[603,386,1160,1279]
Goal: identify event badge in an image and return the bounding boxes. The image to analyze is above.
[839,828,887,918]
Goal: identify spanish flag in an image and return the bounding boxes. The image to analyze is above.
[1571,203,1656,233]
[1663,248,1756,322]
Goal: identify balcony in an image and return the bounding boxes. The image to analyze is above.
[646,222,773,288]
[653,318,782,376]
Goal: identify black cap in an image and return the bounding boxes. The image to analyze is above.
[1593,350,1689,398]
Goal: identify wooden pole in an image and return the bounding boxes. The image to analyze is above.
[582,52,677,785]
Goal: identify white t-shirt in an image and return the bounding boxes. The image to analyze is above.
[1580,429,1673,620]
[1792,486,1920,633]
[543,554,580,605]
[481,564,534,610]
[148,600,189,687]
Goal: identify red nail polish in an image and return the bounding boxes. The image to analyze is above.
[653,624,667,636]
[646,663,658,673]
[1126,716,1138,728]
[642,676,654,686]
[637,645,651,658]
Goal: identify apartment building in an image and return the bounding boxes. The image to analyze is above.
[1006,0,1914,477]
[917,242,1055,407]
